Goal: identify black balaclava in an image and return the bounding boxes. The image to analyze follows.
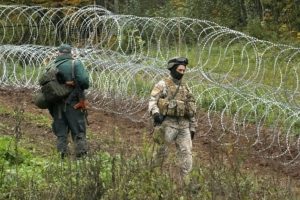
[170,64,184,80]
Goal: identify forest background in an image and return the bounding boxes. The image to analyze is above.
[2,0,300,45]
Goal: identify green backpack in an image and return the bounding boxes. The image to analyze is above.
[34,60,75,109]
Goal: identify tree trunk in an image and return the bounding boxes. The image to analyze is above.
[239,0,247,26]
[254,0,263,19]
[114,0,119,13]
[94,0,102,5]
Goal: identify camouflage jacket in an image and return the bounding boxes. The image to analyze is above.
[148,76,197,132]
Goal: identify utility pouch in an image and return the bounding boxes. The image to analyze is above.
[166,99,176,116]
[185,101,196,117]
[176,100,185,117]
[165,100,185,117]
[158,98,169,116]
[168,99,177,109]
[158,99,186,117]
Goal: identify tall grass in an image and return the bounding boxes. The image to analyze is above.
[0,130,296,200]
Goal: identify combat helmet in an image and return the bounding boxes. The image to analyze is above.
[167,57,188,70]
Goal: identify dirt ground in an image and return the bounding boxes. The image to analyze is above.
[1,87,300,190]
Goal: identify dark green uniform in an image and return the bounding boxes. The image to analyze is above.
[48,53,89,158]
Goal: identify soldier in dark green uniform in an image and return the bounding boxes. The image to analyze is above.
[48,44,90,159]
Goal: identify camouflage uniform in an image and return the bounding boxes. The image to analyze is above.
[149,75,197,177]
[48,44,90,158]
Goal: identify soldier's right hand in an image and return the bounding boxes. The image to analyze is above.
[153,113,164,125]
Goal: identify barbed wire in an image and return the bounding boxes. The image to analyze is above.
[1,5,300,165]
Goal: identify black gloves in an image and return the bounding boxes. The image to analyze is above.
[190,131,195,140]
[153,113,164,126]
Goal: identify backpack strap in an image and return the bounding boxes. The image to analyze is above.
[71,60,75,80]
[63,60,76,110]
[53,59,70,69]
[55,59,75,81]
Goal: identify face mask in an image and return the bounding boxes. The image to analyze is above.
[170,69,184,80]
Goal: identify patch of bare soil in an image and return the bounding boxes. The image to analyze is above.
[0,87,300,191]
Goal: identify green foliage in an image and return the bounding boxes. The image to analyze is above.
[118,0,300,44]
[0,1,299,197]
[0,136,27,165]
[0,104,51,128]
[0,132,296,199]
[0,135,113,199]
[245,18,279,42]
[2,0,300,45]
[191,146,294,200]
[25,112,51,128]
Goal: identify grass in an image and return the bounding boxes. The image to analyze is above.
[2,42,300,141]
[0,100,297,199]
[0,104,51,128]
[0,101,296,199]
[0,131,296,200]
[1,16,300,199]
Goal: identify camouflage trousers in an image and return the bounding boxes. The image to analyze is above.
[49,102,88,157]
[152,119,193,177]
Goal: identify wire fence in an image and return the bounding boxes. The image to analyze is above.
[1,5,300,165]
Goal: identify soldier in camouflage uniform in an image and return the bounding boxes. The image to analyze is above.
[149,57,197,179]
[48,44,90,159]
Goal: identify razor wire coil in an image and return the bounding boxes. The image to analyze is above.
[1,5,300,165]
